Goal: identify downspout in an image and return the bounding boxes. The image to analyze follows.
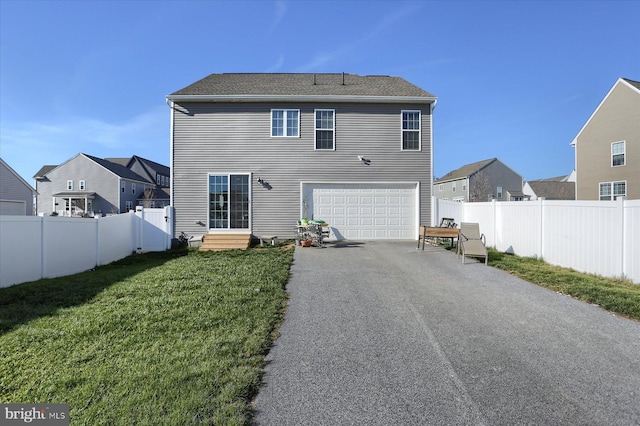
[429,101,435,227]
[167,97,176,238]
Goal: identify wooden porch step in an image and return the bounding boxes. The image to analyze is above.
[199,234,251,251]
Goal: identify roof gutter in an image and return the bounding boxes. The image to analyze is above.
[166,94,437,105]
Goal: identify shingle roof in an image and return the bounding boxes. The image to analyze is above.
[83,154,150,182]
[623,78,640,91]
[436,158,497,182]
[528,181,575,200]
[169,73,435,99]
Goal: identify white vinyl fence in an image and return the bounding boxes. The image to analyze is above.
[0,206,173,288]
[432,197,640,284]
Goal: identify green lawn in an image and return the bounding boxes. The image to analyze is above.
[488,248,640,321]
[0,247,293,425]
[2,243,638,425]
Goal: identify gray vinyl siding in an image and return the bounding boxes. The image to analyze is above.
[172,101,432,239]
[0,162,34,215]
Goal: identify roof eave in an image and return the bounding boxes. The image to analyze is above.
[166,94,437,104]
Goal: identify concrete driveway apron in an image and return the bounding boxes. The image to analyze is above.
[253,241,640,425]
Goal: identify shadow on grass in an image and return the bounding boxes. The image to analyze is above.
[0,248,189,335]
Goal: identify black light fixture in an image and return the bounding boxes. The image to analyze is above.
[357,155,371,165]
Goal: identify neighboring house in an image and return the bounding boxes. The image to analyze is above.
[571,77,640,200]
[523,174,575,200]
[167,72,437,241]
[434,158,525,202]
[34,154,170,217]
[0,157,36,215]
[106,155,171,207]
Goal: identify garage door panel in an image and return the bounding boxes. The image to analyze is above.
[305,183,416,240]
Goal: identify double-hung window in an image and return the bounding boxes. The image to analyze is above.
[315,109,335,150]
[271,109,299,137]
[599,181,626,200]
[66,180,73,190]
[401,110,421,150]
[132,183,136,194]
[79,180,85,190]
[612,141,625,167]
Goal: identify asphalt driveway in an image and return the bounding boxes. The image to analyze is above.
[252,241,640,425]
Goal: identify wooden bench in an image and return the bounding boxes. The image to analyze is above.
[418,226,459,250]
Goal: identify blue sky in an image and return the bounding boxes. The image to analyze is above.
[1,0,638,184]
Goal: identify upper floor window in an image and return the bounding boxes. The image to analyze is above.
[79,180,86,190]
[156,174,161,185]
[132,183,136,194]
[121,181,126,193]
[271,109,299,137]
[439,184,444,191]
[315,109,335,150]
[66,180,73,190]
[599,181,626,200]
[612,141,625,167]
[401,111,421,151]
[497,186,503,199]
[452,182,457,192]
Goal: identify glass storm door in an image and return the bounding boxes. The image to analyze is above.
[209,174,250,230]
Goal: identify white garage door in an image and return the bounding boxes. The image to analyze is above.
[304,183,417,240]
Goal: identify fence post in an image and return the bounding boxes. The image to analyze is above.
[539,197,545,260]
[618,196,627,279]
[135,206,143,254]
[492,199,497,248]
[164,206,173,250]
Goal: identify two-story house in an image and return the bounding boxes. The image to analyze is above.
[434,158,525,202]
[167,73,436,244]
[34,154,169,216]
[0,157,36,215]
[571,78,640,200]
[106,155,171,207]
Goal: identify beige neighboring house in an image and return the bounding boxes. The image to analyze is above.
[571,78,640,200]
[0,157,36,215]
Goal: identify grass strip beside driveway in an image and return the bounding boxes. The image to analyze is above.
[0,248,293,425]
[488,249,640,321]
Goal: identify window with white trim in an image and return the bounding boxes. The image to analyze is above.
[79,180,85,190]
[156,174,161,185]
[497,186,503,199]
[132,183,136,194]
[271,109,299,137]
[401,110,421,150]
[315,109,335,150]
[439,184,444,191]
[66,180,73,190]
[126,201,133,211]
[599,181,626,200]
[612,141,625,167]
[121,181,125,193]
[452,182,456,192]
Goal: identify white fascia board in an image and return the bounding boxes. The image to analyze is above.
[571,78,628,146]
[166,94,436,104]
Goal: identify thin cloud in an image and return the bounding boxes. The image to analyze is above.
[295,2,423,72]
[1,107,168,178]
[269,1,287,33]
